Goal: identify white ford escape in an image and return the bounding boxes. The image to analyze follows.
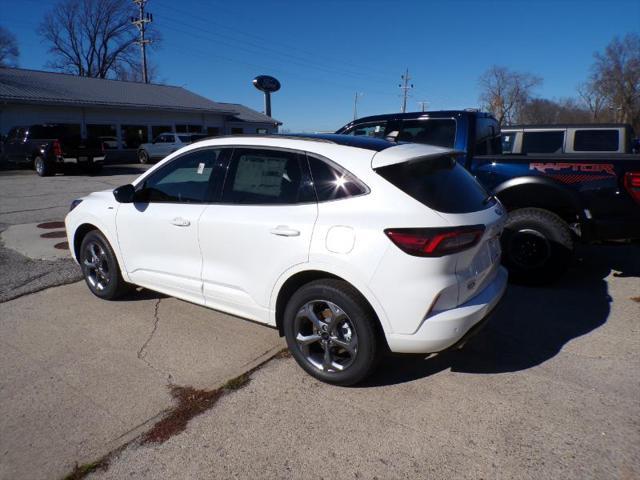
[66,134,507,385]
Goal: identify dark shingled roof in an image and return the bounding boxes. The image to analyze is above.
[220,102,281,125]
[0,67,276,124]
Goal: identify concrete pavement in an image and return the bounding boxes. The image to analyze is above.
[0,282,284,480]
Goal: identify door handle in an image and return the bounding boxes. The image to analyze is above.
[270,226,300,237]
[171,217,190,227]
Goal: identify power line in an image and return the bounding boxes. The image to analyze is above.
[399,68,413,113]
[131,0,153,83]
[151,0,394,82]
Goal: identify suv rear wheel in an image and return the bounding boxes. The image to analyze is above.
[501,207,573,284]
[283,279,380,386]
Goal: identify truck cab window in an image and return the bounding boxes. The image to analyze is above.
[521,131,564,154]
[574,130,619,152]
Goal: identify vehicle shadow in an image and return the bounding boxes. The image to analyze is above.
[64,164,150,176]
[114,287,168,302]
[361,243,639,388]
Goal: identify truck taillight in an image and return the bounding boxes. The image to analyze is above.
[384,226,485,257]
[624,172,640,205]
[52,139,63,157]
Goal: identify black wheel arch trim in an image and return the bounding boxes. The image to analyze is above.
[492,176,584,218]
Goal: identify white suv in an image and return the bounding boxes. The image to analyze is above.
[66,135,507,385]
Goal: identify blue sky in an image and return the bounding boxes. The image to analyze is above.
[1,0,639,131]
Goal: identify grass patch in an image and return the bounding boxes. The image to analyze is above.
[141,372,254,445]
[62,459,109,480]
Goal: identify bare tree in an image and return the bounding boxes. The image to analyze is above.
[520,97,594,124]
[0,26,19,67]
[588,34,640,131]
[38,0,159,80]
[478,66,542,125]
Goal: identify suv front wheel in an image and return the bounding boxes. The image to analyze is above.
[283,279,380,386]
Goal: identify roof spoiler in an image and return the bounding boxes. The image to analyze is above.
[371,143,464,169]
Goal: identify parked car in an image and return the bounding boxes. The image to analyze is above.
[337,112,640,283]
[137,132,208,164]
[1,124,105,176]
[66,134,508,385]
[501,124,637,154]
[99,136,119,149]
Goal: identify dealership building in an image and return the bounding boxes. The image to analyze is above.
[0,67,280,150]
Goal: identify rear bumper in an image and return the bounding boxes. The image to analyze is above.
[58,155,105,164]
[385,266,508,354]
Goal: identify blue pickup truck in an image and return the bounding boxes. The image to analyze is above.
[336,111,640,283]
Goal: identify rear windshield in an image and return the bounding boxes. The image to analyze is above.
[375,156,492,214]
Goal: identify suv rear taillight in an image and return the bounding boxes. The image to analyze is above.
[385,226,485,257]
[52,139,63,157]
[624,172,640,205]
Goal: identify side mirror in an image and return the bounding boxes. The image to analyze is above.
[113,184,136,203]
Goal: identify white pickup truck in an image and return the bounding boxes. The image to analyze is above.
[137,132,208,164]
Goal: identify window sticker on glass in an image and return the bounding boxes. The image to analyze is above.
[233,156,287,197]
[197,162,205,175]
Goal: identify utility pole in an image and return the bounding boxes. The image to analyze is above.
[353,92,364,120]
[399,68,413,113]
[131,0,153,83]
[418,101,429,112]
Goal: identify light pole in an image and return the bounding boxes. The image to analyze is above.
[353,92,364,120]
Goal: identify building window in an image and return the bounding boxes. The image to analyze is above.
[206,127,220,137]
[151,125,172,139]
[121,125,148,149]
[256,128,268,134]
[176,124,203,133]
[231,127,244,135]
[87,124,118,149]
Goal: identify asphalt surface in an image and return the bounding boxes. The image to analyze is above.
[0,164,149,302]
[90,243,640,480]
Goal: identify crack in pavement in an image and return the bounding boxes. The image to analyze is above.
[137,298,173,383]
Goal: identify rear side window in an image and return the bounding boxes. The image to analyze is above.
[376,156,491,214]
[521,131,564,154]
[221,148,314,204]
[574,130,619,151]
[307,155,368,202]
[396,119,456,148]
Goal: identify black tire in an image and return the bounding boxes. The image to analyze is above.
[79,230,132,300]
[283,279,380,386]
[501,207,574,285]
[138,150,150,164]
[34,156,53,177]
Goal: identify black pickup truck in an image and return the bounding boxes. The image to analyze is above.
[1,124,105,176]
[337,111,640,283]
